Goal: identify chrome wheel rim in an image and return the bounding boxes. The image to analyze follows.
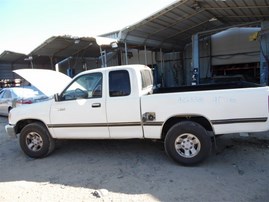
[26,132,43,152]
[175,133,201,158]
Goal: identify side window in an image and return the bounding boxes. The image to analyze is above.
[109,70,131,97]
[61,73,102,101]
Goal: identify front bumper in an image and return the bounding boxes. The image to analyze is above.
[5,124,17,138]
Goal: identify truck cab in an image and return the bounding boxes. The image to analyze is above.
[50,65,153,139]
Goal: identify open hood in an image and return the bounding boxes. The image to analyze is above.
[14,69,72,97]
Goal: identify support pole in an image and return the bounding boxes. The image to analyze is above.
[50,56,54,70]
[160,48,164,87]
[144,45,148,65]
[125,42,128,65]
[192,33,200,85]
[138,49,140,64]
[99,47,107,67]
[260,21,269,85]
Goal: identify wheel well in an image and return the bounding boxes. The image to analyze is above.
[8,106,12,112]
[161,116,213,140]
[15,119,46,134]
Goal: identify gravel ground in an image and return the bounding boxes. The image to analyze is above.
[0,116,269,202]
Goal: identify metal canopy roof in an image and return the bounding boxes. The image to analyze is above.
[0,36,117,64]
[29,36,101,58]
[0,50,56,65]
[0,36,101,64]
[118,0,269,51]
[0,51,26,63]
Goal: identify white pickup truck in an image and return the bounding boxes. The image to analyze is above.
[5,64,269,165]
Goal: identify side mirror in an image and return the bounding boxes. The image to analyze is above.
[54,93,60,102]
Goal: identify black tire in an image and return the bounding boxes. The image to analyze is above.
[19,122,55,158]
[164,121,212,166]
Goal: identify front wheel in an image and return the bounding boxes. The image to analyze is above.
[164,121,212,166]
[19,123,55,158]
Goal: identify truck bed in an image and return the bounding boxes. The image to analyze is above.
[153,82,262,94]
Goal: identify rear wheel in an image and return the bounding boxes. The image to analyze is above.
[164,121,212,166]
[19,123,55,158]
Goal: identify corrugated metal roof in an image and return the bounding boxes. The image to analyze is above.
[0,36,117,64]
[0,51,26,63]
[0,50,56,65]
[29,36,101,58]
[116,0,269,51]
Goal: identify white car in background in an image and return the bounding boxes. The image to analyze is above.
[0,86,48,116]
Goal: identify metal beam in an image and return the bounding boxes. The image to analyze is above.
[144,45,147,65]
[99,47,107,67]
[124,42,128,65]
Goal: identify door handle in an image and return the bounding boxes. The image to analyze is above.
[92,103,101,108]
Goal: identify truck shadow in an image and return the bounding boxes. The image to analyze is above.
[214,133,269,154]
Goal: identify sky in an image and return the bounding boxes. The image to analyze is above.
[0,0,176,54]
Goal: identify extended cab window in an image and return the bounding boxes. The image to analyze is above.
[62,73,102,101]
[140,69,153,89]
[109,70,131,97]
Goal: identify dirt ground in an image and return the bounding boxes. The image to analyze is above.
[0,116,269,202]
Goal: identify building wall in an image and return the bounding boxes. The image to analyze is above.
[183,27,261,84]
[155,52,183,87]
[0,62,56,85]
[211,27,260,65]
[0,63,13,80]
[105,48,183,87]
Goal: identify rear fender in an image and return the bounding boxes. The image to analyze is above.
[161,115,214,140]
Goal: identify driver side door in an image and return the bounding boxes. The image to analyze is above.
[50,72,109,139]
